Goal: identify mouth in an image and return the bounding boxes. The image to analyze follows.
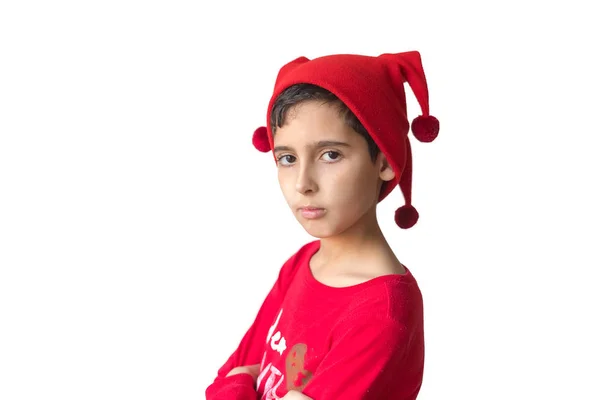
[298,206,326,220]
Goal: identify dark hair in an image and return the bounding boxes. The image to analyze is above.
[269,84,380,161]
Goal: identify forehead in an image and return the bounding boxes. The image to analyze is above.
[273,101,360,145]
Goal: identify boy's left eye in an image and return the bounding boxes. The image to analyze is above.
[322,151,341,162]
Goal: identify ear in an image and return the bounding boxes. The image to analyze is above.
[378,153,395,182]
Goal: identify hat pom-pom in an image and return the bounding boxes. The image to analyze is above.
[411,115,439,143]
[394,205,419,229]
[252,126,271,152]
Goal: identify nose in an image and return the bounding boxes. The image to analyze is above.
[295,163,318,194]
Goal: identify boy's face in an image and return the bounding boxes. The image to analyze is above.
[273,101,395,238]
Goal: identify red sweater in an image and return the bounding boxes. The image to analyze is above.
[205,240,424,400]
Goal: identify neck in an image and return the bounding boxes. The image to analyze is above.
[316,206,390,265]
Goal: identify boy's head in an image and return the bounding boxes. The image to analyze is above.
[270,84,396,238]
[252,51,439,232]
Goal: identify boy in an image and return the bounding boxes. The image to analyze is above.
[205,50,439,400]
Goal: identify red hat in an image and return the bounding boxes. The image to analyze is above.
[252,51,439,229]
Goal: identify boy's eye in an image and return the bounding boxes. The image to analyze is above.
[322,151,341,162]
[278,154,296,166]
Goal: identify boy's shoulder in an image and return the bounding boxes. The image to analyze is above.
[273,240,320,285]
[281,240,320,268]
[344,269,421,314]
[291,241,422,324]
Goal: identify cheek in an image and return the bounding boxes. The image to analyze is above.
[277,170,295,198]
[324,162,379,202]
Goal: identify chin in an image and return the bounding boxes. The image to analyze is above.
[303,229,333,239]
[297,219,344,239]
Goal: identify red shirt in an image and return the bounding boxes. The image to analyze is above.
[205,240,424,399]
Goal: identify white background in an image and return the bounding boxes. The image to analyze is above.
[1,1,599,399]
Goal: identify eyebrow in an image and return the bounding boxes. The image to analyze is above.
[273,140,351,153]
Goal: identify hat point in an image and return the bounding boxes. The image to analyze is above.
[252,126,271,152]
[411,115,439,143]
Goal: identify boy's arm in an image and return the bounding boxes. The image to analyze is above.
[205,250,303,399]
[205,373,257,400]
[300,316,422,400]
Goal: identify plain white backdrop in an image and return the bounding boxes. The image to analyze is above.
[1,1,599,399]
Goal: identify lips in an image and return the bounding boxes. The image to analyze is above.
[298,206,326,219]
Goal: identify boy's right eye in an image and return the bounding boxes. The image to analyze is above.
[277,154,296,166]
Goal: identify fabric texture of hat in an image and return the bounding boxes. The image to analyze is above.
[252,51,439,229]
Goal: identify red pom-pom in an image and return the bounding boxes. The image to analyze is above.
[394,205,419,229]
[252,126,271,152]
[411,115,439,143]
